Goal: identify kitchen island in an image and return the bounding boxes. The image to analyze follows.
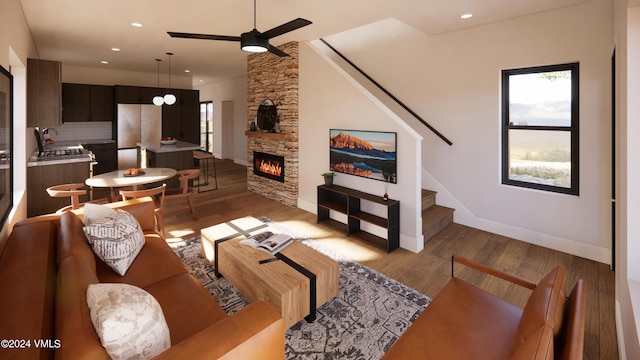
[137,140,201,188]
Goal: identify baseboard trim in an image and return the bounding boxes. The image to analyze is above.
[616,300,628,360]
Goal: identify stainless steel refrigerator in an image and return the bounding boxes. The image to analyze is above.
[117,104,162,169]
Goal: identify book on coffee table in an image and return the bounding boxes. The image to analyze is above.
[240,231,293,254]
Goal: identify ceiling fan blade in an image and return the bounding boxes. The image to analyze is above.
[167,32,241,42]
[268,44,290,57]
[262,18,312,39]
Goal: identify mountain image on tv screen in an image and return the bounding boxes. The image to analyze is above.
[330,129,397,183]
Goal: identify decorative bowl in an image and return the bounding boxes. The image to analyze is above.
[160,139,177,145]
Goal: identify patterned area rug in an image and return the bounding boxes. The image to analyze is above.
[169,218,430,359]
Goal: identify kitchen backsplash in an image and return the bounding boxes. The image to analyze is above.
[28,121,113,153]
[43,121,112,142]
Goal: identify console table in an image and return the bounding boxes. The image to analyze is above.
[317,185,399,252]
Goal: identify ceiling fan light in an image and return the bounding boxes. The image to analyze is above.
[153,95,164,106]
[242,45,268,53]
[164,93,177,105]
[241,30,269,53]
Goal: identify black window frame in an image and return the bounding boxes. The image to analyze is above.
[501,62,580,195]
[199,101,213,153]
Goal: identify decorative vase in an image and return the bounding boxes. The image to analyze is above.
[324,177,333,187]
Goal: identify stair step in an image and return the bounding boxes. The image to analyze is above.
[422,205,454,242]
[421,189,436,211]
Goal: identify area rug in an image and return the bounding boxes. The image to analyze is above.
[170,218,430,359]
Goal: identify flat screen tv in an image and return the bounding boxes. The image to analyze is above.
[330,129,397,183]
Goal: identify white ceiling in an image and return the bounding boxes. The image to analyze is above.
[19,0,588,85]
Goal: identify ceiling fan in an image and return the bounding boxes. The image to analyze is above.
[168,0,312,57]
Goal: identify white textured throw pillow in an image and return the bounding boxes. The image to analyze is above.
[83,203,115,225]
[87,283,171,360]
[83,209,145,276]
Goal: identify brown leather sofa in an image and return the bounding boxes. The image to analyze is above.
[0,197,285,360]
[383,255,586,360]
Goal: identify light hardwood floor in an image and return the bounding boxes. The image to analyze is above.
[162,159,618,360]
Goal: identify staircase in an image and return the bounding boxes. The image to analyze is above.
[422,189,454,242]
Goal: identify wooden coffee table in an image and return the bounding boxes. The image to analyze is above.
[200,216,339,328]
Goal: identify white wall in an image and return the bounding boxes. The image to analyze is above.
[317,0,613,263]
[195,75,248,163]
[62,64,192,89]
[0,0,38,242]
[298,42,424,252]
[615,0,640,358]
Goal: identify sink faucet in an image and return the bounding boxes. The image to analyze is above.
[42,128,58,136]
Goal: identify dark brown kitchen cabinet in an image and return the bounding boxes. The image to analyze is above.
[181,89,200,144]
[27,161,90,217]
[62,83,115,122]
[162,89,200,144]
[27,58,62,128]
[82,142,117,175]
[90,85,115,121]
[115,85,160,104]
[115,85,143,104]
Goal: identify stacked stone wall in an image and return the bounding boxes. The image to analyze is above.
[246,42,299,207]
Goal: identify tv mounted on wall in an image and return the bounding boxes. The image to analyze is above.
[330,129,397,183]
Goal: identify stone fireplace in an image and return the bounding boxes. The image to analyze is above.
[246,42,299,207]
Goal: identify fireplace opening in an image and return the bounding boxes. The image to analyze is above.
[254,151,285,182]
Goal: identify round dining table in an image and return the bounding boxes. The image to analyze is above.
[85,167,177,200]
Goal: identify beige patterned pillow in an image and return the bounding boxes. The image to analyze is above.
[83,203,115,225]
[87,283,171,359]
[83,209,145,276]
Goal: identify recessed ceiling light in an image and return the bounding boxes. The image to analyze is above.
[461,13,473,19]
[100,61,109,64]
[184,69,191,73]
[131,22,143,27]
[111,47,121,52]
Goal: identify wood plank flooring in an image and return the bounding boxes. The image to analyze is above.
[163,159,618,360]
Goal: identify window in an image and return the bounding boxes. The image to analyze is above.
[0,65,13,227]
[200,101,213,153]
[501,63,579,195]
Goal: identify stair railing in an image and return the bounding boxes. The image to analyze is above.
[319,38,452,146]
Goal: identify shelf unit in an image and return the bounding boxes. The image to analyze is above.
[317,185,399,252]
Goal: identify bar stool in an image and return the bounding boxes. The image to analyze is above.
[192,150,217,192]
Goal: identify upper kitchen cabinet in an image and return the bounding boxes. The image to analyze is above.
[62,83,115,122]
[27,58,62,128]
[115,85,158,104]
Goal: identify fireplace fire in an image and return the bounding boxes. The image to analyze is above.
[254,151,285,182]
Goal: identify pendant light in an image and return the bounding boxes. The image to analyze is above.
[163,52,177,105]
[152,58,164,106]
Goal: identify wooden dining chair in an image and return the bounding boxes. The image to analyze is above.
[165,169,201,220]
[119,184,167,238]
[46,183,109,213]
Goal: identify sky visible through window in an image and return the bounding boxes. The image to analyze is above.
[509,71,572,127]
[507,70,573,189]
